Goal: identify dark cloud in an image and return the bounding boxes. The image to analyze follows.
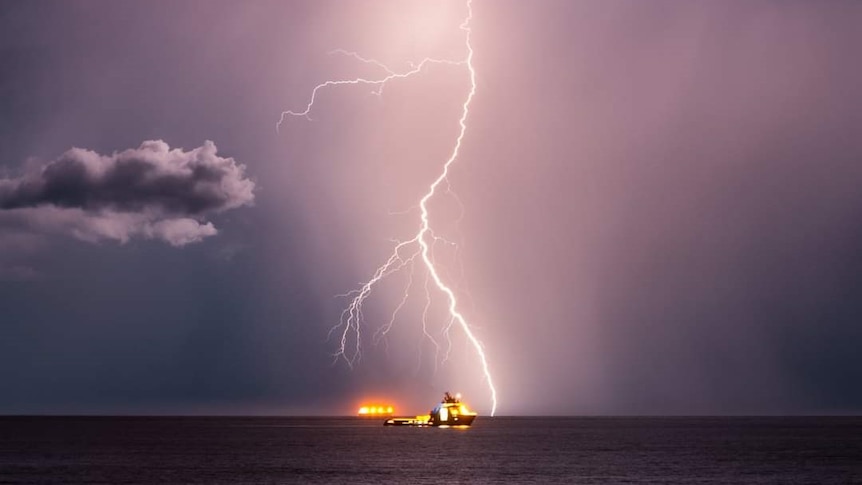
[0,140,254,246]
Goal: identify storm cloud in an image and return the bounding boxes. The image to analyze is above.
[0,140,254,246]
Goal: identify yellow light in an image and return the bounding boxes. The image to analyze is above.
[357,403,395,416]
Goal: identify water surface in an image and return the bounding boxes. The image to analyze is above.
[1,416,860,483]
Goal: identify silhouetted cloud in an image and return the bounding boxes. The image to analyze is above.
[0,140,254,246]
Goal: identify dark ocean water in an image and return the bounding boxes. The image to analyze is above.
[1,416,860,484]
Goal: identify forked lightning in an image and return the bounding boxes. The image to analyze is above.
[277,0,498,416]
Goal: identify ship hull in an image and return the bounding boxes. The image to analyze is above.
[383,414,476,427]
[446,414,475,426]
[384,417,427,426]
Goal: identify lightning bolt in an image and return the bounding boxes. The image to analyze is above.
[278,0,498,416]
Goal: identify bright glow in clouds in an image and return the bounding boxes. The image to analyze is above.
[277,0,498,416]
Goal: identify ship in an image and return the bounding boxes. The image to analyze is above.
[384,392,477,427]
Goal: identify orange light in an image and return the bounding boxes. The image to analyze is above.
[357,403,395,416]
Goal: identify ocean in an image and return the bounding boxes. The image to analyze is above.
[1,416,860,484]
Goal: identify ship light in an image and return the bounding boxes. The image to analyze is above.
[357,404,395,416]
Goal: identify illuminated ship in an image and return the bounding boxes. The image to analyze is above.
[384,392,477,427]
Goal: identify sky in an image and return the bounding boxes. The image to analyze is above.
[1,0,861,416]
